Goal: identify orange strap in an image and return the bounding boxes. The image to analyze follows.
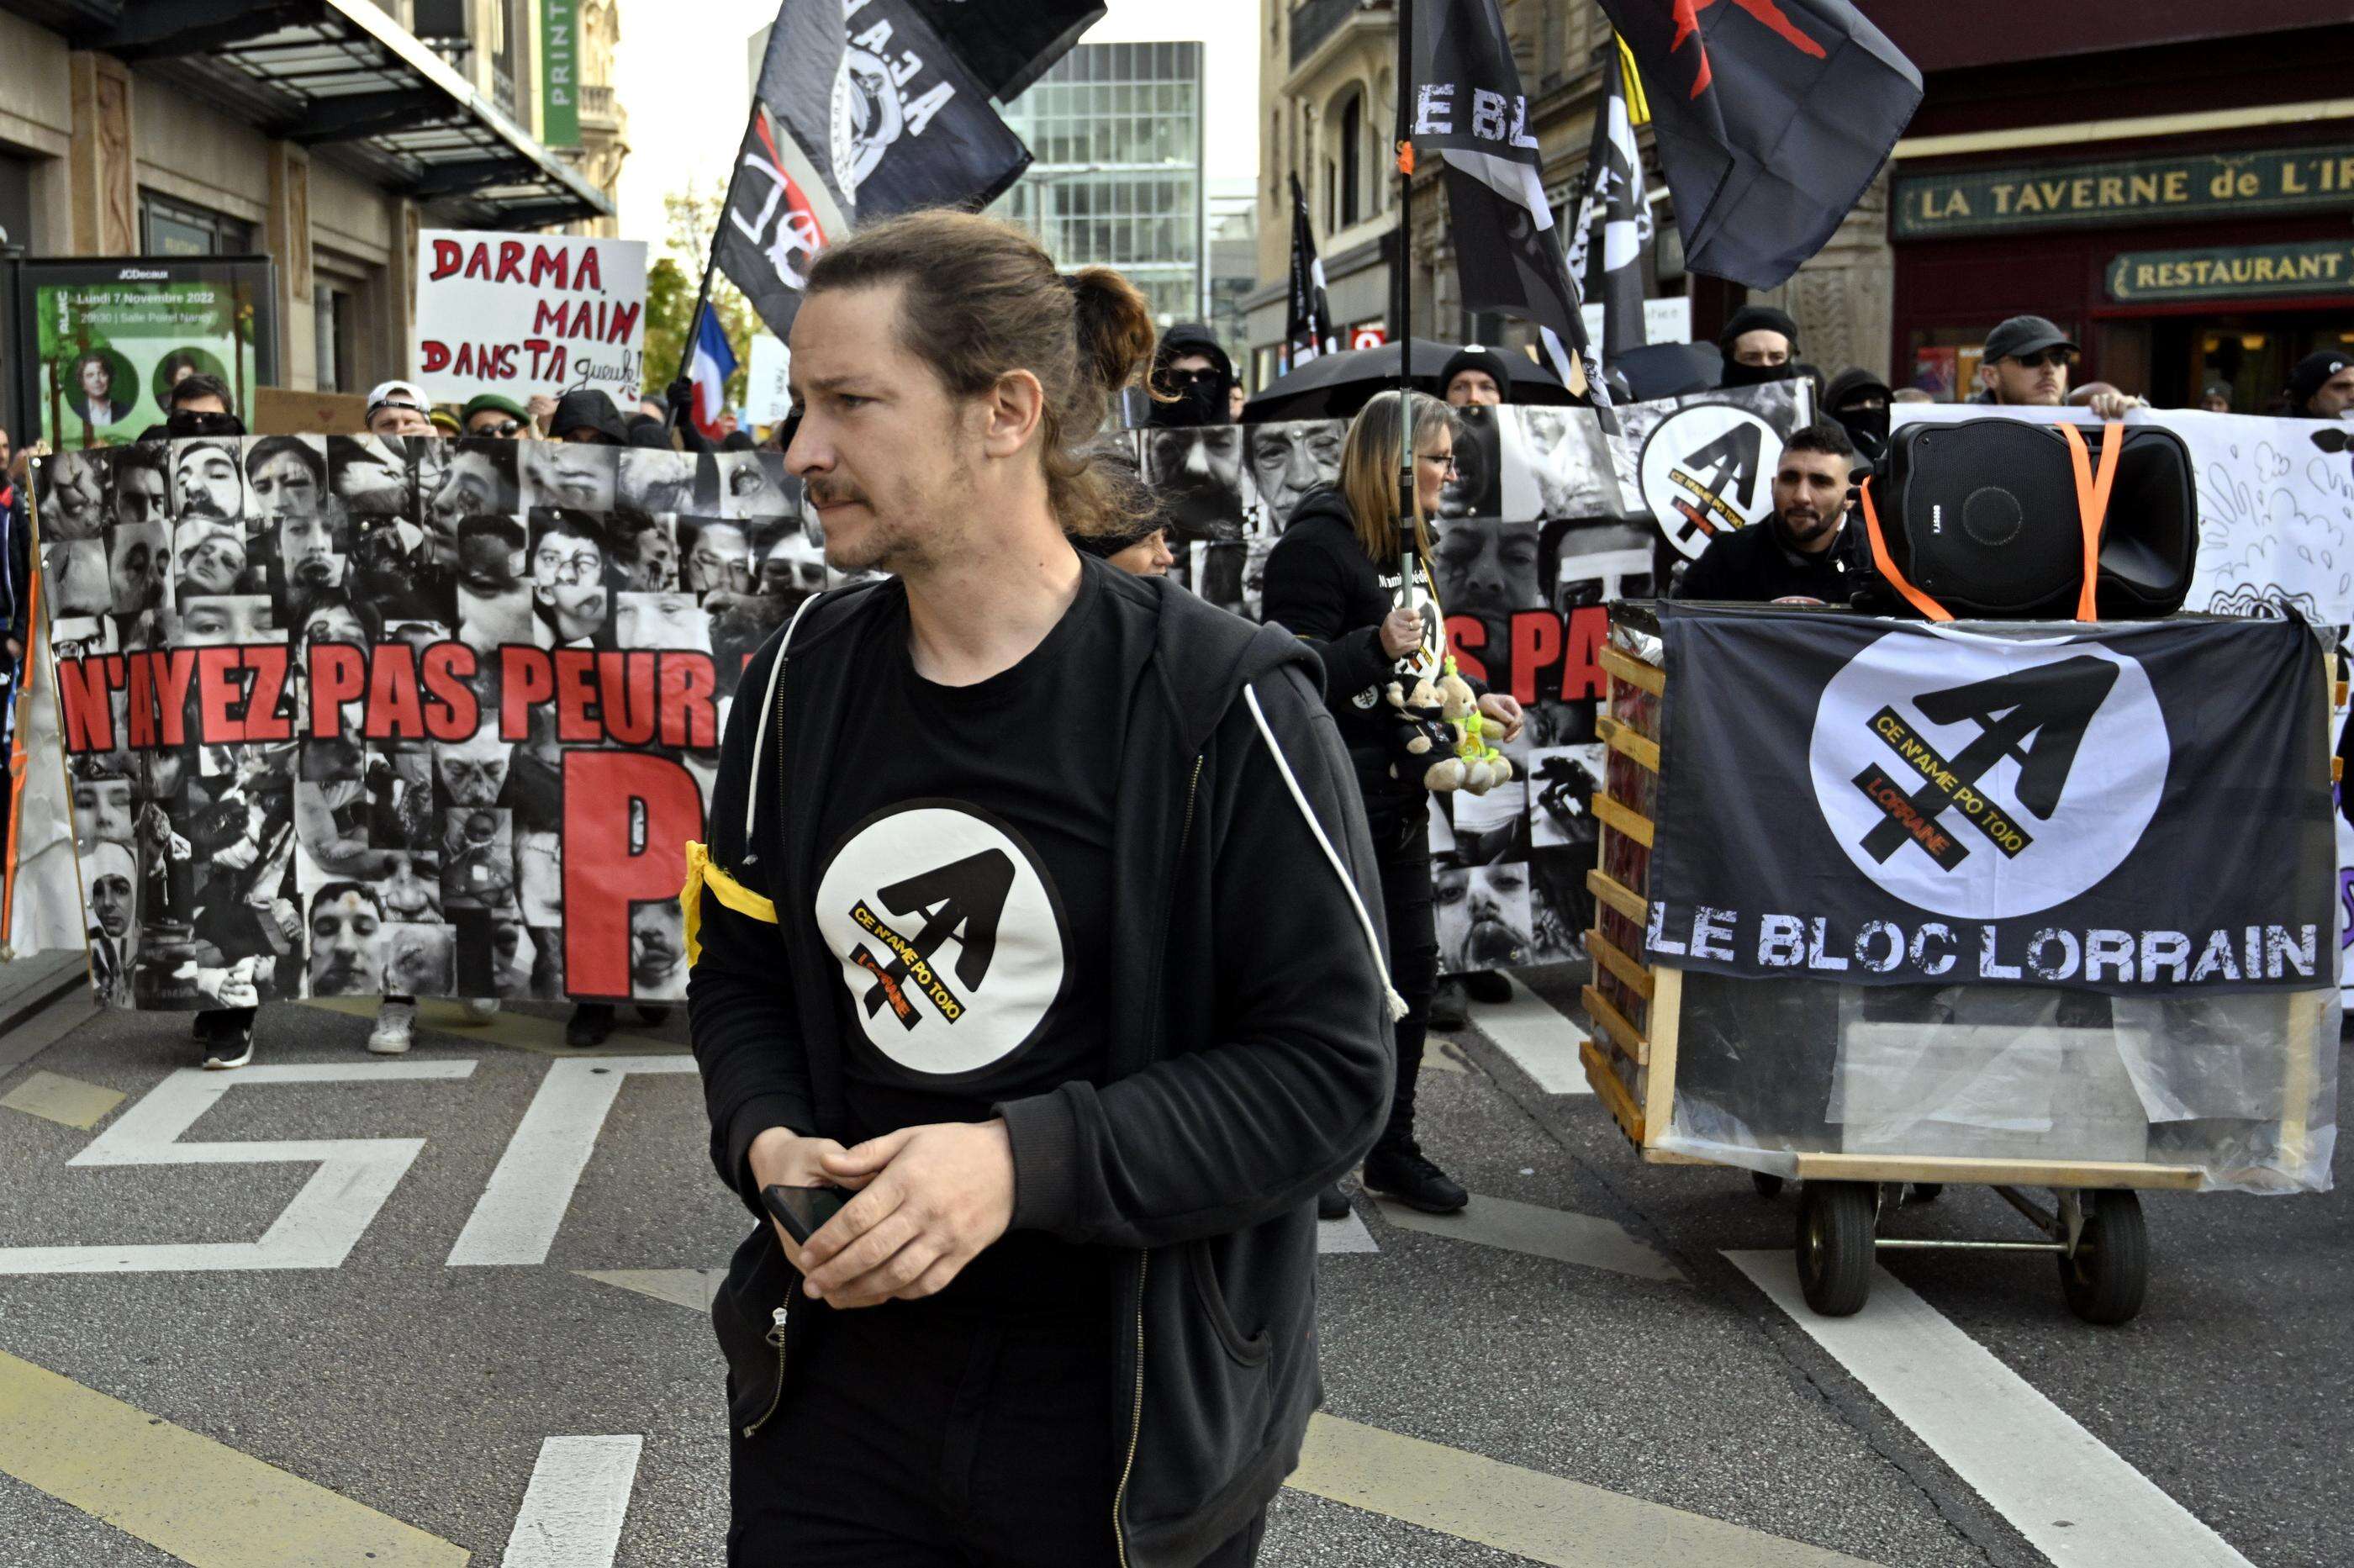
[1396,140,1415,176]
[1859,478,1953,622]
[2058,422,2121,621]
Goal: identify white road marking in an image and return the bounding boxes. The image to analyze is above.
[1318,1210,1380,1253]
[450,1056,697,1266]
[1376,1192,1683,1282]
[1729,1250,2254,1568]
[500,1435,643,1568]
[1469,974,1593,1095]
[0,1062,476,1275]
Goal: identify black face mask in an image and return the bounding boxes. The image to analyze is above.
[1720,359,1797,389]
[1148,370,1231,428]
[1834,405,1888,467]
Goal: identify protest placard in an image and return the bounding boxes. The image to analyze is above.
[414,231,647,407]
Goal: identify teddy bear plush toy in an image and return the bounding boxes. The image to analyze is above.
[1388,662,1514,794]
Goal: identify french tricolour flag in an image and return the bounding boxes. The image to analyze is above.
[689,307,738,441]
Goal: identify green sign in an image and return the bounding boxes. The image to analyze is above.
[2108,241,2354,304]
[25,261,270,452]
[541,0,579,148]
[1896,145,2354,240]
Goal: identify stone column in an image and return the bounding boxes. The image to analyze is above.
[382,194,420,383]
[266,143,317,391]
[66,52,135,255]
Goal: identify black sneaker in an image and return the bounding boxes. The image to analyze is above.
[1317,1183,1353,1221]
[1362,1143,1468,1214]
[635,1005,672,1026]
[200,1015,253,1070]
[566,1003,615,1048]
[1460,969,1512,1005]
[1428,979,1470,1032]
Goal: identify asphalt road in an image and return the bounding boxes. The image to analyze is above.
[0,975,2342,1566]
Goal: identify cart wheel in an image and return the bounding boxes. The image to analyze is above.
[1751,1172,1786,1199]
[2059,1190,2148,1326]
[1797,1181,1876,1317]
[1907,1183,1945,1203]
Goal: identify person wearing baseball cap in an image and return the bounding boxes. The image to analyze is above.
[462,392,538,439]
[2287,348,2354,420]
[365,380,434,439]
[1440,345,1514,406]
[1971,314,2145,419]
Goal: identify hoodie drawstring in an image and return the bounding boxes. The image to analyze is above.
[1243,684,1411,1022]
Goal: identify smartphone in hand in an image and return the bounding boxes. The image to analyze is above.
[762,1184,848,1247]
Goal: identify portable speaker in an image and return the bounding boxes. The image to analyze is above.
[1860,420,2197,621]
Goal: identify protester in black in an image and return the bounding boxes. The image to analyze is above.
[1261,389,1525,1219]
[687,212,1398,1568]
[2288,349,2354,420]
[1148,322,1238,428]
[1718,306,1799,388]
[1676,421,1863,604]
[1441,346,1512,407]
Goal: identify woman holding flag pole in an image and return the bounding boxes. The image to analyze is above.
[1262,390,1524,1219]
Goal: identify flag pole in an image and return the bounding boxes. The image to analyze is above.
[669,104,760,436]
[1392,0,1419,620]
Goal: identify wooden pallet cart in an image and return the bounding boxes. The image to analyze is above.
[1581,610,2341,1325]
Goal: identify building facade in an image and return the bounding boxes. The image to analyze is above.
[0,0,611,429]
[992,41,1210,343]
[1847,5,2354,409]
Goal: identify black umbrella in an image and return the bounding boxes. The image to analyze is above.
[1242,337,1580,423]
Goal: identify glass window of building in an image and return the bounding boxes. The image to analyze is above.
[140,193,254,257]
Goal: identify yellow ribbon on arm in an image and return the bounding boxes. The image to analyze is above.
[680,840,779,968]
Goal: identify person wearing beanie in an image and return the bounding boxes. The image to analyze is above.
[1718,306,1799,388]
[1440,346,1513,406]
[462,392,537,439]
[2288,349,2354,420]
[2200,383,2233,414]
[1071,437,1174,576]
[1148,321,1237,427]
[1821,367,1892,467]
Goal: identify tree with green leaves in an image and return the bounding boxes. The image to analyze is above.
[639,182,760,412]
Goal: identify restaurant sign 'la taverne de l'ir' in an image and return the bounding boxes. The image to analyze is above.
[1895,145,2354,240]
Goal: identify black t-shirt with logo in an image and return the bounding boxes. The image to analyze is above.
[811,558,1147,1312]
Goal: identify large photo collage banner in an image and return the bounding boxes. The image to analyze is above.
[36,383,1811,1007]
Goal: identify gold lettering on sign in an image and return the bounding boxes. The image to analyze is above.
[2162,171,2188,201]
[2282,161,2309,195]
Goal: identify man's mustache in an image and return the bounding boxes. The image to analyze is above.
[805,478,868,509]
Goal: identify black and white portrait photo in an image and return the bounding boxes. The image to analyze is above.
[1244,420,1343,531]
[1142,425,1248,543]
[522,441,620,514]
[1434,857,1533,973]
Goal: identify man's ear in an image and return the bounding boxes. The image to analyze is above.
[979,370,1046,459]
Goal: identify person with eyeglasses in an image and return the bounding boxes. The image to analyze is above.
[1146,321,1238,428]
[1262,389,1524,1222]
[1969,315,2146,419]
[462,392,541,441]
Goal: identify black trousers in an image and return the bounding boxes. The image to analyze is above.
[1369,808,1439,1148]
[728,1298,1268,1567]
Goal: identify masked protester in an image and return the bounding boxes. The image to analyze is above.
[1718,306,1800,388]
[1822,367,1892,467]
[689,212,1395,1567]
[1148,321,1238,428]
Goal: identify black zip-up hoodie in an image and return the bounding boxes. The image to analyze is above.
[689,560,1398,1567]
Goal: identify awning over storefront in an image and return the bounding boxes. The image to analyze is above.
[46,0,610,230]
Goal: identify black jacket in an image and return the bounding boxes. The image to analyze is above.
[1675,517,1862,604]
[1259,488,1428,820]
[689,561,1396,1567]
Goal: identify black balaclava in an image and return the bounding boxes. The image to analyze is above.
[1149,323,1236,428]
[1718,305,1800,388]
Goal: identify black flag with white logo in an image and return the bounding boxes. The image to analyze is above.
[1594,0,1919,290]
[902,0,1103,100]
[717,0,1033,341]
[1644,607,2333,993]
[1411,0,1604,406]
[1285,172,1337,370]
[1565,36,1653,362]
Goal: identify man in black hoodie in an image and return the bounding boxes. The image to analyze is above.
[1150,322,1238,428]
[688,212,1396,1566]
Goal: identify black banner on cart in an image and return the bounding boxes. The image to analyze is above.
[1644,607,2334,993]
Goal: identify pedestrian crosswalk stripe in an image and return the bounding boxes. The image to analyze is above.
[0,1348,468,1567]
[500,1436,641,1568]
[1289,1413,1876,1566]
[0,1069,124,1129]
[1374,1191,1684,1281]
[1727,1250,2254,1568]
[1465,974,1594,1095]
[1317,1209,1380,1253]
[451,1057,698,1267]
